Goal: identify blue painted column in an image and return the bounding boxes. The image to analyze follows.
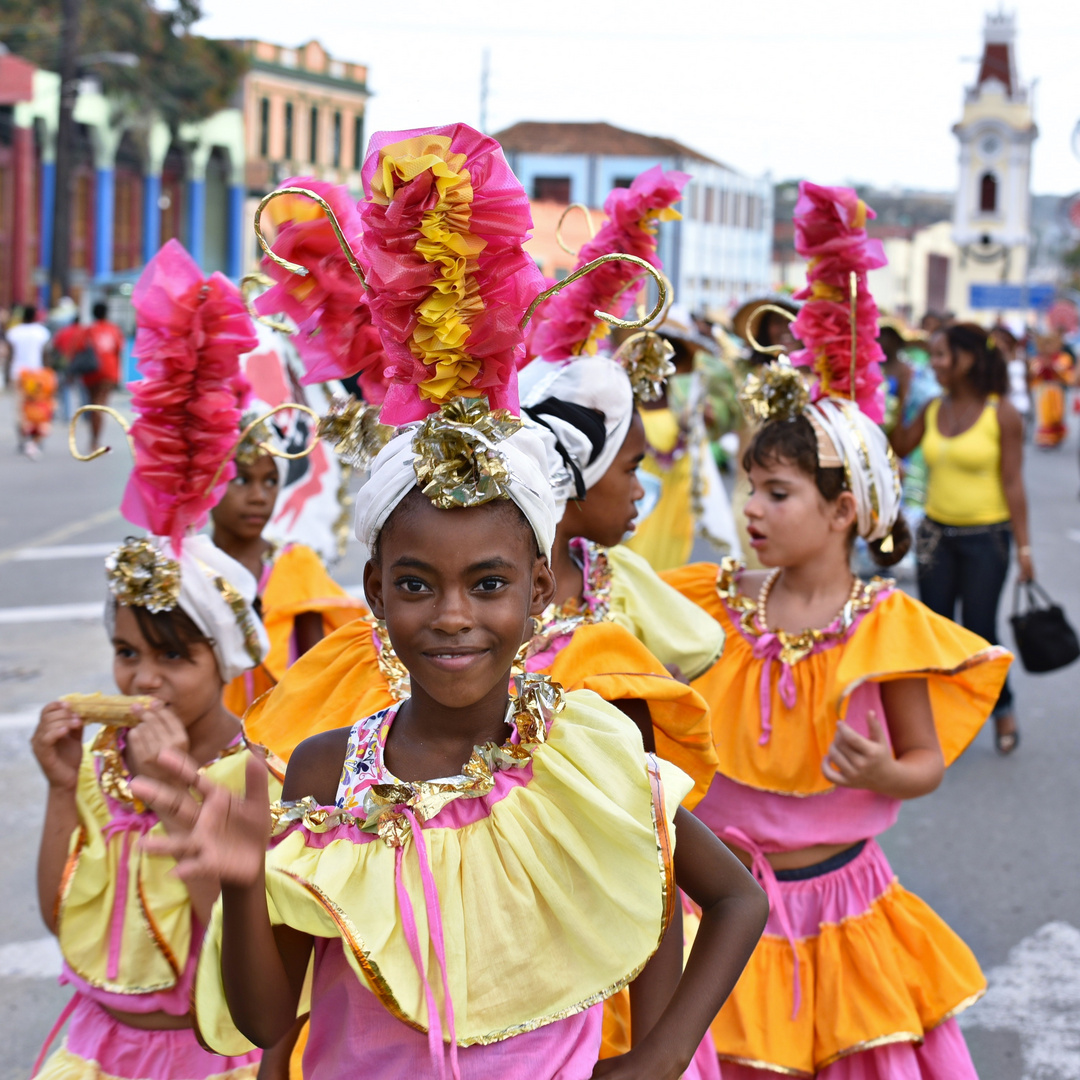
[226,183,244,280]
[186,178,206,268]
[38,160,55,308]
[142,173,161,263]
[94,167,115,280]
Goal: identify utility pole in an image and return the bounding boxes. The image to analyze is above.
[51,0,84,302]
[479,47,490,135]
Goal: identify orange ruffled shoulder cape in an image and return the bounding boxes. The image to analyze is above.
[224,544,367,715]
[661,560,1012,795]
[245,616,716,809]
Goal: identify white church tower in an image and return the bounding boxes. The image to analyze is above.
[952,11,1038,283]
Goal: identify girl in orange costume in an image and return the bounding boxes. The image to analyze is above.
[661,180,1011,1078]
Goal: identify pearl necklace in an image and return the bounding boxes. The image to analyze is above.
[756,568,862,634]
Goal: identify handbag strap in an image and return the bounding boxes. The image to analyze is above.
[1013,579,1054,616]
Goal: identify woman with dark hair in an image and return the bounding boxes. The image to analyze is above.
[891,322,1031,753]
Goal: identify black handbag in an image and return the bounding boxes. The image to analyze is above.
[1009,580,1080,673]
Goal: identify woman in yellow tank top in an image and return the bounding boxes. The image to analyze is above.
[892,323,1032,754]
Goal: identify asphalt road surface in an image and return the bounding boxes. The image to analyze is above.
[2,388,1079,1079]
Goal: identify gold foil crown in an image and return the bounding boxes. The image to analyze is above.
[105,537,181,613]
[738,362,809,425]
[234,411,276,467]
[412,397,522,510]
[613,330,676,403]
[317,396,394,470]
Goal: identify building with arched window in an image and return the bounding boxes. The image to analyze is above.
[952,12,1037,294]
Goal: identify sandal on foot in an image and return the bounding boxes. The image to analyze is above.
[994,716,1020,756]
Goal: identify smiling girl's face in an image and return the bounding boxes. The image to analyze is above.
[363,491,556,710]
[743,457,856,568]
[111,605,223,728]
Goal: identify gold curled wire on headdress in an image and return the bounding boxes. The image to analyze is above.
[520,253,667,330]
[240,272,293,335]
[317,396,394,469]
[849,270,858,403]
[555,203,598,256]
[738,361,809,424]
[743,304,798,357]
[69,406,135,462]
[254,186,367,289]
[203,403,322,496]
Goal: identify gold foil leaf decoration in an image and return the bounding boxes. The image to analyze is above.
[738,362,810,425]
[234,411,275,467]
[411,397,522,510]
[317,396,394,470]
[105,538,181,613]
[613,330,677,403]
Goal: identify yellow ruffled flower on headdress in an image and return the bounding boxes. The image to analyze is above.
[738,362,810,425]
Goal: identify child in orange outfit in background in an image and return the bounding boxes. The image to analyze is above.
[210,422,366,715]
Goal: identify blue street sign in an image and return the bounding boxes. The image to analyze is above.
[969,283,1055,310]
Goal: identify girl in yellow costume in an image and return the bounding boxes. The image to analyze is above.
[662,182,1012,1079]
[128,122,767,1080]
[212,416,367,715]
[30,242,275,1080]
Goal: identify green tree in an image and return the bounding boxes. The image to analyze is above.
[0,0,248,130]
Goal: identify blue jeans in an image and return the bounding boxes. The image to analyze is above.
[915,518,1014,714]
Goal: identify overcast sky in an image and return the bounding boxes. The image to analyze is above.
[196,0,1080,196]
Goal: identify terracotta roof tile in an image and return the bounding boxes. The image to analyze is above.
[493,121,731,170]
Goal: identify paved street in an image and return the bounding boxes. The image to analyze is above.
[2,387,1080,1078]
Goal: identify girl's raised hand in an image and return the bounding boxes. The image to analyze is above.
[31,702,84,791]
[125,700,189,783]
[131,748,271,888]
[822,713,894,792]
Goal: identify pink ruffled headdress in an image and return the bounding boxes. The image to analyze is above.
[526,165,688,364]
[122,239,258,549]
[254,177,388,404]
[788,181,887,422]
[356,123,546,425]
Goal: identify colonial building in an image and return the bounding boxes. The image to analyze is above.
[232,38,369,271]
[0,37,368,312]
[494,121,773,319]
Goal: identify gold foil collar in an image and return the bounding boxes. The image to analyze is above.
[613,331,677,403]
[373,618,412,702]
[105,538,181,614]
[411,397,522,510]
[738,362,810,425]
[317,396,394,470]
[270,674,565,848]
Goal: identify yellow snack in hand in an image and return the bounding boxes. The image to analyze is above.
[59,692,155,726]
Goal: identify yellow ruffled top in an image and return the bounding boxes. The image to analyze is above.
[244,612,717,809]
[605,542,724,680]
[196,688,693,1055]
[57,732,277,1002]
[223,543,367,715]
[661,558,1013,796]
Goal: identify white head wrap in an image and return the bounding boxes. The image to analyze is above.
[105,534,269,683]
[354,423,558,561]
[805,398,902,543]
[518,356,635,519]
